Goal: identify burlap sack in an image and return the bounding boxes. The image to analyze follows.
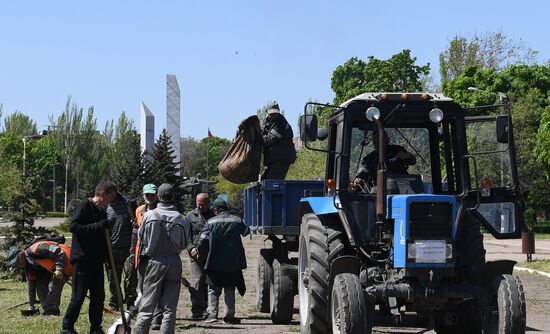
[218,115,262,183]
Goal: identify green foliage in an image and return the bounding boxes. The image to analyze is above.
[536,106,550,173]
[148,129,183,190]
[46,211,69,218]
[0,179,46,275]
[109,115,143,197]
[2,111,37,136]
[443,63,550,224]
[0,131,24,169]
[439,31,539,83]
[286,146,326,181]
[180,136,201,177]
[196,136,231,179]
[0,161,23,206]
[330,50,430,106]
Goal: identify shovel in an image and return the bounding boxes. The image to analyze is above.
[104,228,131,334]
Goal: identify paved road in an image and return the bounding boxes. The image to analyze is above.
[0,217,65,229]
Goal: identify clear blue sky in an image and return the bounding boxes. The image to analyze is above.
[1,1,549,140]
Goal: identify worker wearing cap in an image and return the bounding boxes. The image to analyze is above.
[134,183,191,334]
[258,101,296,180]
[8,241,71,316]
[124,183,158,311]
[197,198,250,324]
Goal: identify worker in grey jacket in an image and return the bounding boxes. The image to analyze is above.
[185,192,214,319]
[134,183,191,334]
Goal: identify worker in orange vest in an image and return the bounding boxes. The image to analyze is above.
[123,185,159,314]
[8,241,72,315]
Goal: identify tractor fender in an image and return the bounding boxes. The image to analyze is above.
[483,259,516,287]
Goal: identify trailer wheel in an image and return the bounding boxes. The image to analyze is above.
[298,214,344,334]
[483,274,526,334]
[270,258,294,324]
[331,273,372,334]
[256,248,273,313]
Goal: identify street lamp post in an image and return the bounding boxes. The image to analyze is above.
[22,134,45,176]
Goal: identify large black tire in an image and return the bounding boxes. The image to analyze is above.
[298,214,344,334]
[256,248,273,313]
[456,213,486,285]
[270,258,294,324]
[435,213,485,334]
[330,273,372,334]
[483,274,526,334]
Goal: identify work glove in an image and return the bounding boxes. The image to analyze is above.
[53,267,64,280]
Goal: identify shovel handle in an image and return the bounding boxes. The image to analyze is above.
[104,228,131,331]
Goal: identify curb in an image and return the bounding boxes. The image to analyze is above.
[514,266,550,278]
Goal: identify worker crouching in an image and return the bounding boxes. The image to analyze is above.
[9,240,72,316]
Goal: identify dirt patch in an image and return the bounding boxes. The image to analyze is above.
[140,236,550,334]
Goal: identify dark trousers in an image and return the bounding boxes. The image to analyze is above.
[35,273,65,314]
[188,258,208,316]
[261,161,292,180]
[62,261,105,331]
[106,248,127,309]
[123,253,138,308]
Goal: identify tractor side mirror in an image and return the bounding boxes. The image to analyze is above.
[317,128,328,141]
[496,115,509,144]
[300,114,318,142]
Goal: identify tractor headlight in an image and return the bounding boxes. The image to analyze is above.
[366,107,381,121]
[429,108,443,123]
[407,240,452,263]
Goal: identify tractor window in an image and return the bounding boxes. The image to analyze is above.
[350,127,432,191]
[476,202,516,234]
[465,120,512,188]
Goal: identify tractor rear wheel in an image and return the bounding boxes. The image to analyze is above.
[298,214,344,334]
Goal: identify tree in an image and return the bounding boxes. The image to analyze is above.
[196,136,231,180]
[3,111,38,136]
[148,129,182,187]
[109,113,143,196]
[330,50,430,106]
[110,130,143,197]
[536,106,550,174]
[443,63,550,224]
[287,147,326,181]
[0,131,24,169]
[439,31,539,83]
[180,137,201,177]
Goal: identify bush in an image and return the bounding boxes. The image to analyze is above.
[47,211,69,218]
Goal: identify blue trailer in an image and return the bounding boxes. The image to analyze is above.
[243,180,324,323]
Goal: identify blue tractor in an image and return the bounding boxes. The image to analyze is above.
[246,92,526,334]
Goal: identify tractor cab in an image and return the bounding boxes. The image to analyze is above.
[300,92,524,245]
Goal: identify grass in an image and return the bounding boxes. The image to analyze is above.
[0,278,119,334]
[517,259,550,273]
[534,233,550,239]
